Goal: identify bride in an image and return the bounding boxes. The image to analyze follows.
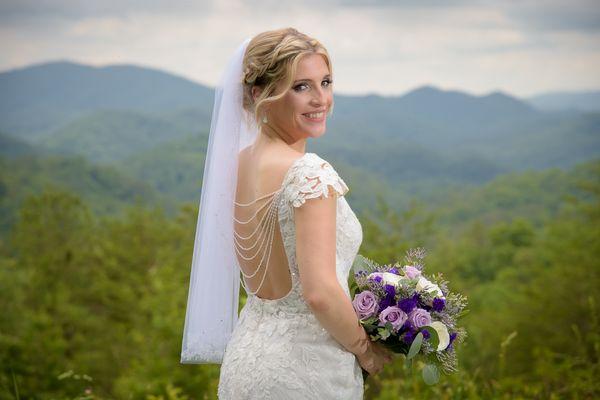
[181,27,393,399]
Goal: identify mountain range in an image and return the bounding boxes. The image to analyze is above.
[0,60,598,226]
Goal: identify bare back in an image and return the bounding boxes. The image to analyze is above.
[234,146,304,300]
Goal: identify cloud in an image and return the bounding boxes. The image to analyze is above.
[499,0,600,32]
[0,0,598,97]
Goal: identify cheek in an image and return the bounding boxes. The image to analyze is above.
[288,96,306,114]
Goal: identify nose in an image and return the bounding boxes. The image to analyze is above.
[311,85,328,106]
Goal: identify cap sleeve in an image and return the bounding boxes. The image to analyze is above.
[283,153,349,208]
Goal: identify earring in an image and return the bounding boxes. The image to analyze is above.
[262,114,268,124]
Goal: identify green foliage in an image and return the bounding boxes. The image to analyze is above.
[421,363,439,385]
[39,109,193,164]
[0,189,218,399]
[116,132,210,204]
[0,154,177,236]
[407,333,423,360]
[0,160,598,399]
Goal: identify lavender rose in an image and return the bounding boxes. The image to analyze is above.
[408,307,432,328]
[402,265,421,279]
[378,306,408,332]
[352,290,379,319]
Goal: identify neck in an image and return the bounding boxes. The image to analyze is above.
[255,124,306,154]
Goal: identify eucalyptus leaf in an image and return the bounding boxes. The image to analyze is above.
[420,325,440,350]
[422,363,439,385]
[407,332,423,359]
[352,254,376,274]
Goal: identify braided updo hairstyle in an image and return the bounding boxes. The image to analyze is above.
[242,27,334,127]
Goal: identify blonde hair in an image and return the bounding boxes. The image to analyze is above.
[242,27,334,126]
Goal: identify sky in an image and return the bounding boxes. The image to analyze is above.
[0,0,599,98]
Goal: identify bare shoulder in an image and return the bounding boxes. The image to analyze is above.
[239,146,306,187]
[259,148,305,176]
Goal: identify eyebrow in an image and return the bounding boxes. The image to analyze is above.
[293,74,331,84]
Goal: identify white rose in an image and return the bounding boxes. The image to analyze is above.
[415,276,444,298]
[381,272,402,286]
[427,321,450,352]
[367,272,403,287]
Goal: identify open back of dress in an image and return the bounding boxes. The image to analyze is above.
[233,180,291,301]
[219,152,365,400]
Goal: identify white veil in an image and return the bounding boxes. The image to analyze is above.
[181,36,258,364]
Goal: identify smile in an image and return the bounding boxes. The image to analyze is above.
[302,111,325,122]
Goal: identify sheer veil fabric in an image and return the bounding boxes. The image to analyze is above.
[181,37,257,364]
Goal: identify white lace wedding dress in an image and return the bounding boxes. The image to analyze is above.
[217,152,365,399]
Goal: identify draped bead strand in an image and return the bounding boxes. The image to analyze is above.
[233,188,283,296]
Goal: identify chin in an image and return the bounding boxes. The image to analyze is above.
[297,115,327,138]
[312,129,327,139]
[301,126,326,139]
[297,120,327,138]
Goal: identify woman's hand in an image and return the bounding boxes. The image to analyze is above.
[357,340,394,375]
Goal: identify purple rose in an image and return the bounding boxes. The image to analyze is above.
[445,332,458,350]
[403,329,416,344]
[378,306,408,332]
[450,331,457,343]
[398,293,419,313]
[432,297,446,312]
[352,290,379,319]
[384,284,396,297]
[403,265,421,279]
[408,308,432,328]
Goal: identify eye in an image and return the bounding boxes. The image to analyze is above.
[293,83,309,92]
[294,78,333,92]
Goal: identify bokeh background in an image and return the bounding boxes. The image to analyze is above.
[0,1,598,399]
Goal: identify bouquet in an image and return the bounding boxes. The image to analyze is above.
[350,248,468,385]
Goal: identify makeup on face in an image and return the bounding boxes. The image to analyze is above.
[291,71,332,125]
[269,54,334,139]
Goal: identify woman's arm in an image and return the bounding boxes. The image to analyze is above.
[294,186,369,357]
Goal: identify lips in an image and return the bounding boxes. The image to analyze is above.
[302,109,327,122]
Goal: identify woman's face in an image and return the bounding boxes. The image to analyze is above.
[267,53,333,140]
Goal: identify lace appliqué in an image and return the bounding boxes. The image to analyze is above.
[283,154,349,208]
[217,153,364,400]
